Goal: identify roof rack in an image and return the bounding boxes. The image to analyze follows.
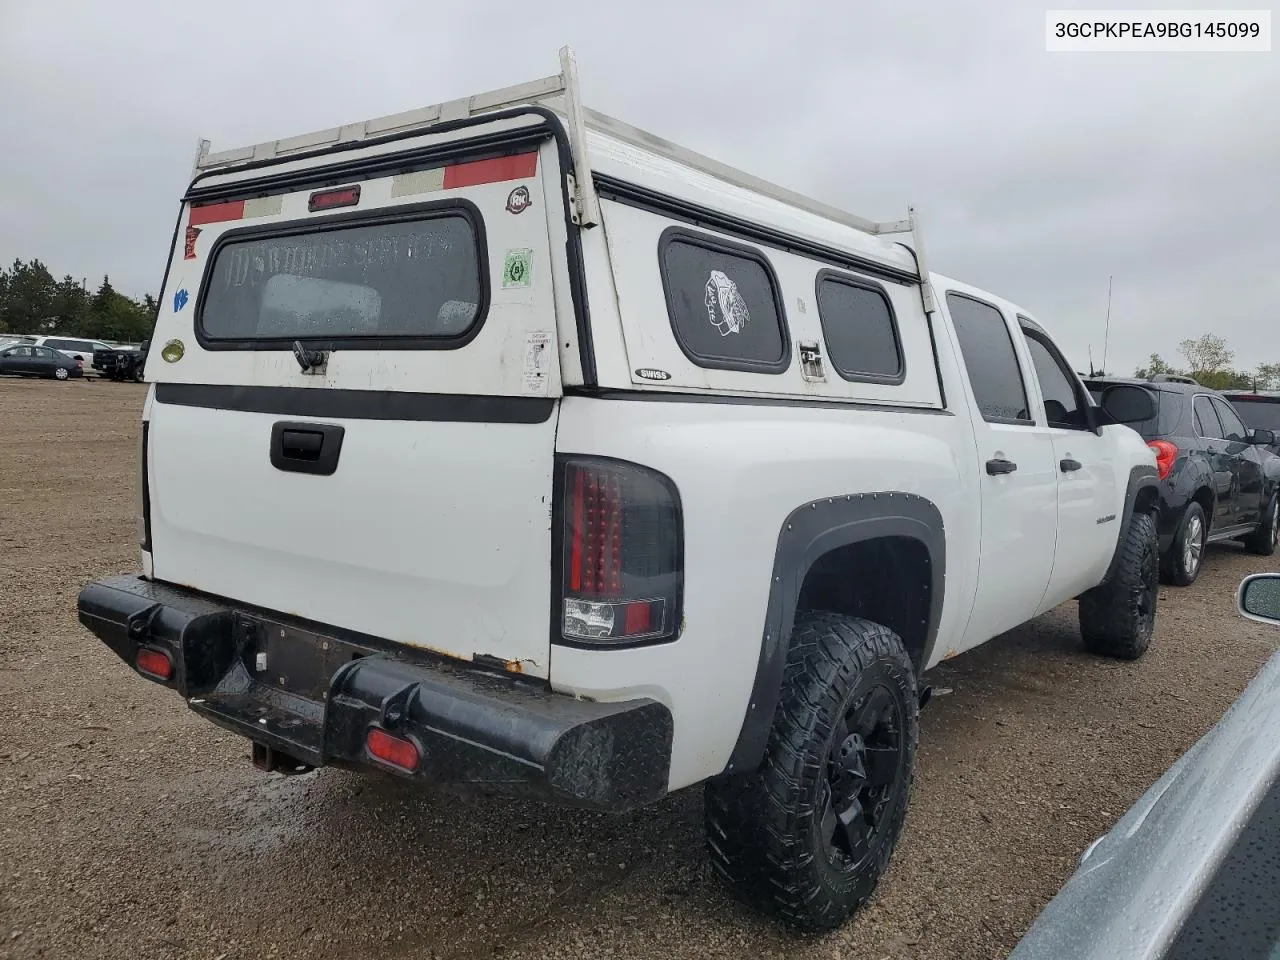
[1149,373,1200,385]
[190,47,934,311]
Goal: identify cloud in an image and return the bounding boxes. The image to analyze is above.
[1,0,1276,374]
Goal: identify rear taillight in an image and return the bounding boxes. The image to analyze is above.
[139,421,152,552]
[135,647,173,681]
[558,458,683,645]
[1148,440,1178,480]
[366,728,420,772]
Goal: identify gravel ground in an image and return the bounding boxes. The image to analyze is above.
[2,376,1278,960]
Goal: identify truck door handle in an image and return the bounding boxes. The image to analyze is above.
[1060,458,1083,473]
[986,458,1018,476]
[270,421,345,476]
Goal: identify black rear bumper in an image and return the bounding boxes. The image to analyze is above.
[77,575,673,812]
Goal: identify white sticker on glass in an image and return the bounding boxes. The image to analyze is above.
[704,270,750,335]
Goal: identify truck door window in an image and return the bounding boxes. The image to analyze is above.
[1194,395,1225,439]
[1020,324,1088,429]
[945,292,1032,425]
[1212,397,1249,443]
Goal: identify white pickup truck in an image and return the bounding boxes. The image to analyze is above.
[77,49,1162,932]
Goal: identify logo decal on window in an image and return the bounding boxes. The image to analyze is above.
[505,185,532,215]
[704,270,750,336]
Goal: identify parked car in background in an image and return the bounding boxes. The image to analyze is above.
[25,335,113,370]
[1223,389,1280,458]
[1084,376,1280,584]
[1009,572,1280,959]
[93,340,148,381]
[0,343,84,380]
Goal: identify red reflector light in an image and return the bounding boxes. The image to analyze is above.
[1148,440,1178,481]
[308,185,361,212]
[623,600,653,636]
[135,647,173,680]
[366,728,420,772]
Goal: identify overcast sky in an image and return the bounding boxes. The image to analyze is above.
[2,0,1276,375]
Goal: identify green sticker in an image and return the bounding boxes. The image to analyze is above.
[503,249,533,288]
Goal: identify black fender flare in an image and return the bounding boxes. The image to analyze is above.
[1098,464,1161,585]
[721,491,945,776]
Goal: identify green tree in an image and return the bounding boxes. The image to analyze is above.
[1254,363,1280,390]
[1178,334,1233,378]
[1135,353,1179,379]
[1194,369,1253,391]
[0,258,58,333]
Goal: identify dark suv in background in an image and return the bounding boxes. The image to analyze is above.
[1222,390,1280,458]
[1085,377,1280,584]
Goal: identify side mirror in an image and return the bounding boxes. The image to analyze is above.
[1238,573,1280,625]
[1250,428,1276,446]
[1101,384,1157,425]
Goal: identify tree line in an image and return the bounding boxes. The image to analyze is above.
[0,258,156,343]
[1130,334,1279,391]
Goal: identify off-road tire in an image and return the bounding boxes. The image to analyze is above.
[1080,510,1159,660]
[1244,493,1280,557]
[704,612,918,933]
[1160,501,1207,586]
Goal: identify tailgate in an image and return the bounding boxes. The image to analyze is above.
[143,126,567,678]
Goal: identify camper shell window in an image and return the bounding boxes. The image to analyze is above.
[657,227,791,374]
[815,271,904,383]
[196,200,488,350]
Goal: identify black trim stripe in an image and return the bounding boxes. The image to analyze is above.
[594,174,920,287]
[154,383,555,424]
[567,387,952,415]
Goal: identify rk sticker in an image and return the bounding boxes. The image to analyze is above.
[172,288,190,312]
[183,225,202,260]
[505,185,532,214]
[503,248,533,288]
[522,330,552,396]
[704,270,750,336]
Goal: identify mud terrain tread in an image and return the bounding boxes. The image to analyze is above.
[1080,510,1158,660]
[705,611,917,933]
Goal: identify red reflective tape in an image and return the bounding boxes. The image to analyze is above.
[443,152,538,189]
[188,200,246,226]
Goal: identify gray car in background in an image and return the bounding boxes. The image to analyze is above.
[1009,572,1280,959]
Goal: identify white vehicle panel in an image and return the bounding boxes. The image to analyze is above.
[551,395,976,789]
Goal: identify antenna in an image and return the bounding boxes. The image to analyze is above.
[1101,275,1113,374]
[1088,345,1096,377]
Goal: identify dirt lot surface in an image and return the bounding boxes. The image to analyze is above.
[2,376,1278,960]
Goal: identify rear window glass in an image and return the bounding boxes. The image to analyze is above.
[1230,399,1280,432]
[658,228,789,373]
[815,273,903,382]
[199,208,485,344]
